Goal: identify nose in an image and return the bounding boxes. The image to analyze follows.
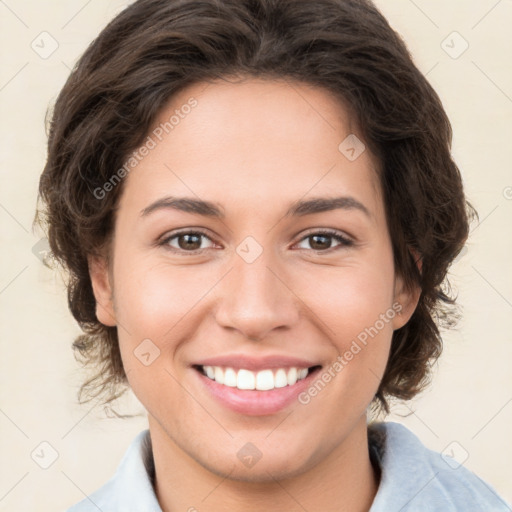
[214,248,300,342]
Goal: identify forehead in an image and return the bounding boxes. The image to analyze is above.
[119,77,383,220]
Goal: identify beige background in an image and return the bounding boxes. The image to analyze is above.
[1,0,511,510]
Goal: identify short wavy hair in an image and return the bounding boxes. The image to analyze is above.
[36,0,474,414]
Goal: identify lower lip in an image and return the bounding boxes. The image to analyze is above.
[193,367,320,416]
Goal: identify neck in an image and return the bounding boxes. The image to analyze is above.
[149,414,380,512]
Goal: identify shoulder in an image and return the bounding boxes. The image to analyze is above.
[64,429,162,512]
[65,480,117,512]
[368,421,511,512]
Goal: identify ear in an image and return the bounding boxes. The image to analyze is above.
[392,278,420,330]
[88,255,117,327]
[392,248,422,330]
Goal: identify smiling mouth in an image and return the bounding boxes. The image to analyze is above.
[193,364,322,391]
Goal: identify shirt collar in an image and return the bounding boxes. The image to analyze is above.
[89,429,162,511]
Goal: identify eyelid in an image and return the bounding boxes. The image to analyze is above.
[297,227,354,242]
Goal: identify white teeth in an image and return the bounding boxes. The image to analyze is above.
[201,365,312,390]
[237,369,255,390]
[274,369,288,388]
[255,369,274,391]
[223,367,237,387]
[214,366,224,385]
[287,367,297,386]
[205,366,215,379]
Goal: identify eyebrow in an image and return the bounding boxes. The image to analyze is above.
[140,195,370,219]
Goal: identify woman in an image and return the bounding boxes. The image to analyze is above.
[36,0,510,510]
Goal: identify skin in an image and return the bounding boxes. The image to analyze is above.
[90,77,420,512]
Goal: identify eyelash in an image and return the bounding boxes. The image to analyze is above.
[158,228,354,255]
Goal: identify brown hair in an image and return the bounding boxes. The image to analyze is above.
[36,0,474,414]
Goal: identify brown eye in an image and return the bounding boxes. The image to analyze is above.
[295,231,354,252]
[309,234,334,250]
[176,233,203,250]
[161,230,215,253]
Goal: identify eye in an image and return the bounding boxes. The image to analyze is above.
[294,230,354,252]
[160,229,216,253]
[158,228,354,255]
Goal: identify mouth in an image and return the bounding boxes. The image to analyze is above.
[191,363,323,416]
[192,364,322,391]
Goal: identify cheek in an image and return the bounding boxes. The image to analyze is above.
[292,253,396,391]
[111,258,206,416]
[297,266,396,417]
[295,258,396,338]
[112,256,214,340]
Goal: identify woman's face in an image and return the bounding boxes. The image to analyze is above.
[91,78,417,480]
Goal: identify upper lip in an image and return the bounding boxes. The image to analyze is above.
[192,354,322,372]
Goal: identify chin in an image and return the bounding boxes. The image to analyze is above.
[200,453,314,484]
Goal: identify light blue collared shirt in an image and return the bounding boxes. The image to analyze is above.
[65,421,511,511]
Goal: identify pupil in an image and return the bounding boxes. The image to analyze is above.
[310,234,330,250]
